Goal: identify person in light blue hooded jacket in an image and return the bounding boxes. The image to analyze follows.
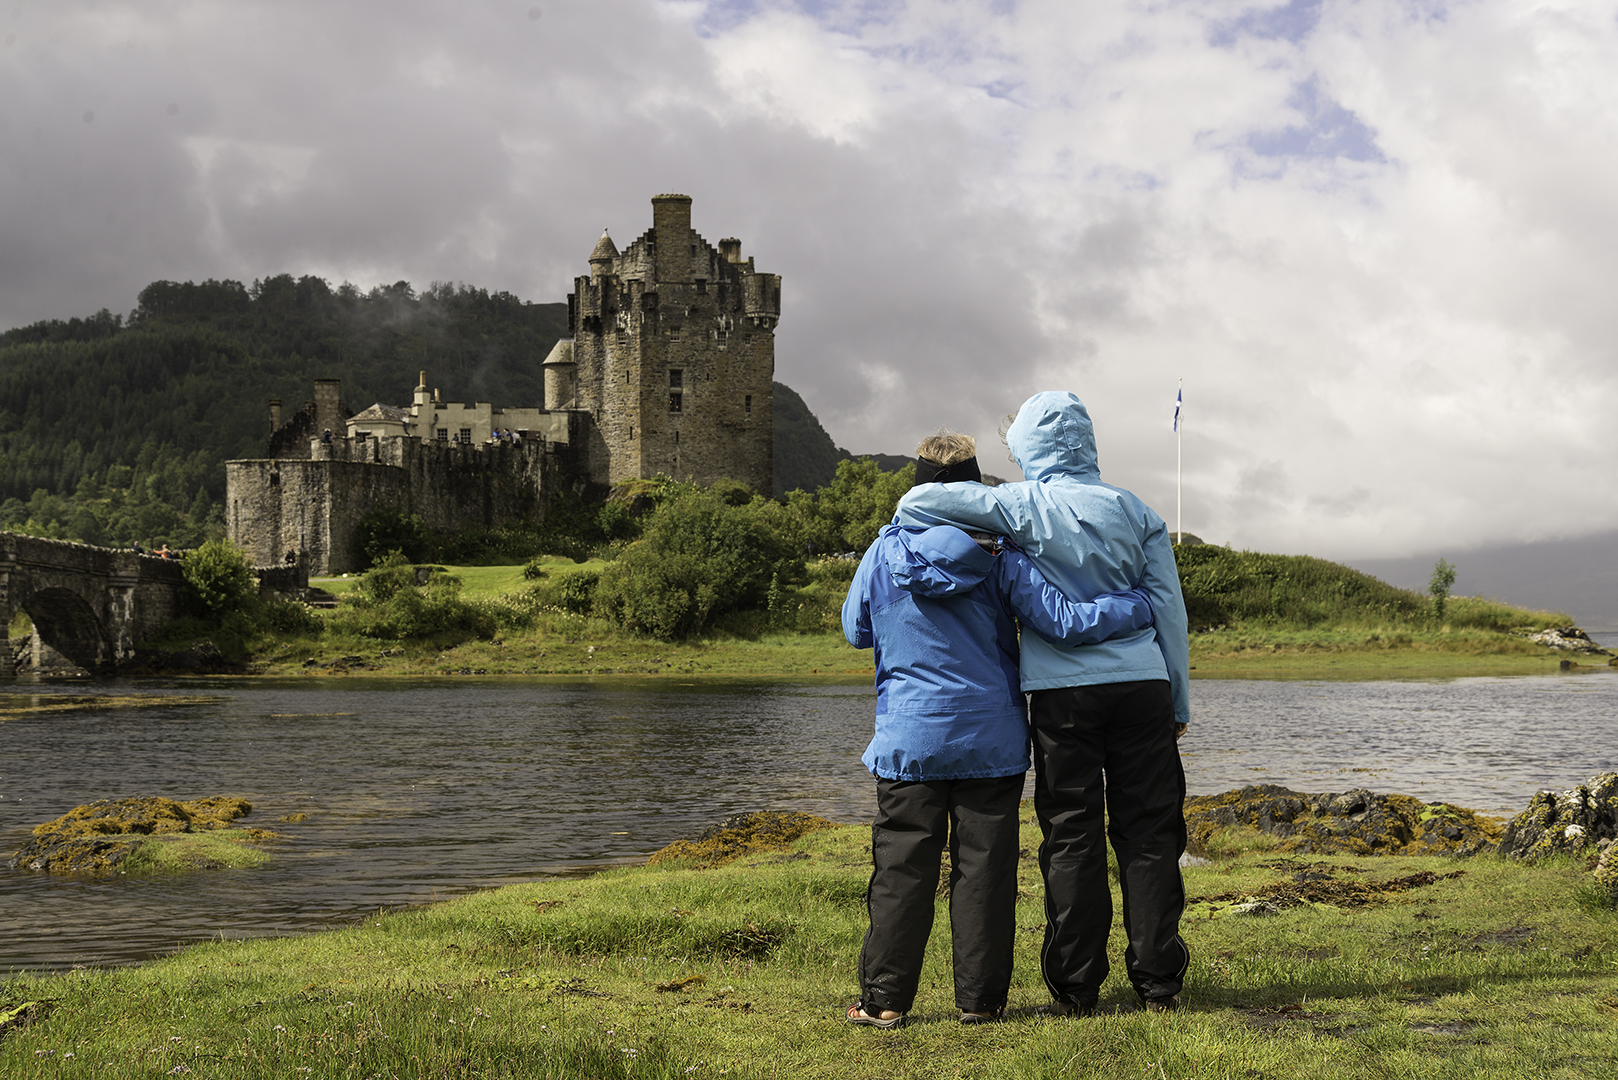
[841,430,1155,1028]
[894,392,1192,1015]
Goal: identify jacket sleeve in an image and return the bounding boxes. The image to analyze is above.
[995,550,1154,646]
[1140,521,1191,725]
[840,544,881,649]
[895,482,1021,535]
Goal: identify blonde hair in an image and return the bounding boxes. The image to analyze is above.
[915,428,977,465]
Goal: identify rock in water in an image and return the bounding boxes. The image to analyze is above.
[646,811,837,868]
[6,796,260,874]
[1497,772,1618,860]
[1524,627,1612,655]
[1183,784,1502,856]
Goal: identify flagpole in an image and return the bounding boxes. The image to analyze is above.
[1176,378,1182,545]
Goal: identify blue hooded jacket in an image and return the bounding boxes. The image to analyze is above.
[894,392,1192,724]
[843,523,1154,780]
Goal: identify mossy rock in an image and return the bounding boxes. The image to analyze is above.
[647,811,838,869]
[1594,847,1618,909]
[1184,784,1502,857]
[6,795,274,875]
[1498,773,1618,860]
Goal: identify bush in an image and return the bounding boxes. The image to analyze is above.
[259,600,324,636]
[784,457,913,555]
[594,491,804,640]
[181,537,258,618]
[330,554,495,642]
[531,570,600,616]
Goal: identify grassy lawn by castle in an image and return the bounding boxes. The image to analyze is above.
[231,559,1603,681]
[3,817,1615,1079]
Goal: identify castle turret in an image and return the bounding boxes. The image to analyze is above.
[589,230,618,280]
[543,340,576,410]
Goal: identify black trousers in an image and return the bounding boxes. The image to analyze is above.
[1032,680,1188,1005]
[859,774,1024,1014]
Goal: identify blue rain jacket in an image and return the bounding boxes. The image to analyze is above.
[842,523,1154,780]
[894,391,1191,724]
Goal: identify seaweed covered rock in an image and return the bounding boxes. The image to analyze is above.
[6,796,263,874]
[1594,844,1618,909]
[1497,772,1618,860]
[647,811,838,869]
[1184,784,1501,856]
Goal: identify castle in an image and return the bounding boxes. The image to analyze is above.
[226,195,779,575]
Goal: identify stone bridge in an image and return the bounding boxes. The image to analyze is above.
[0,532,188,676]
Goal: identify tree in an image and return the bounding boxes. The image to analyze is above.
[182,537,259,618]
[1429,558,1457,621]
[786,457,914,556]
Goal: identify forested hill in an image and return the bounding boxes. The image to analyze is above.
[0,275,900,547]
[0,276,568,507]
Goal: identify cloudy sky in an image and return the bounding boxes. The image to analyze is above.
[4,0,1616,562]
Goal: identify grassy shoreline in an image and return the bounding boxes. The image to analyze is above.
[238,626,1608,682]
[3,818,1614,1078]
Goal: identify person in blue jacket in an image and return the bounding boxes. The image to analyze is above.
[894,392,1192,1016]
[842,430,1155,1029]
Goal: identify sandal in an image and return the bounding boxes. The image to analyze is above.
[847,1002,905,1029]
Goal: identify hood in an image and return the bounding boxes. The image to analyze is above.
[884,525,995,598]
[1006,391,1100,482]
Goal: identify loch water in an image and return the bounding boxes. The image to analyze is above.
[3,672,1616,973]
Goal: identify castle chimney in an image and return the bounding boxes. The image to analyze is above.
[718,238,742,264]
[314,379,341,440]
[652,194,693,284]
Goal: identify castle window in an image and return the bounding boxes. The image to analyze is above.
[669,369,683,388]
[695,278,707,294]
[436,428,448,441]
[460,428,472,443]
[745,395,752,415]
[675,430,680,444]
[356,431,369,443]
[669,391,682,413]
[669,326,681,343]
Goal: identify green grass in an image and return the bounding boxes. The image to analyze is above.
[208,556,1610,681]
[119,831,276,874]
[3,817,1614,1078]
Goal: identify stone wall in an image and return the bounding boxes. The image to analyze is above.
[227,420,591,575]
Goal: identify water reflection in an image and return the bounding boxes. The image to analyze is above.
[2,672,1615,972]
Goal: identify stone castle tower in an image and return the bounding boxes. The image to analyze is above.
[560,194,778,494]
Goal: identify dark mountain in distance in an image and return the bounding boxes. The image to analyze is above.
[1348,532,1618,647]
[771,382,850,497]
[770,383,920,496]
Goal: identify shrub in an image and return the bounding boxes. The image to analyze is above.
[259,600,324,636]
[784,457,913,556]
[181,537,258,618]
[532,570,600,616]
[594,491,804,640]
[330,554,494,642]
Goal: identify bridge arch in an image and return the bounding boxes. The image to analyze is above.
[21,587,112,672]
[1,532,187,677]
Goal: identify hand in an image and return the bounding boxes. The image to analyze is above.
[1175,723,1188,741]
